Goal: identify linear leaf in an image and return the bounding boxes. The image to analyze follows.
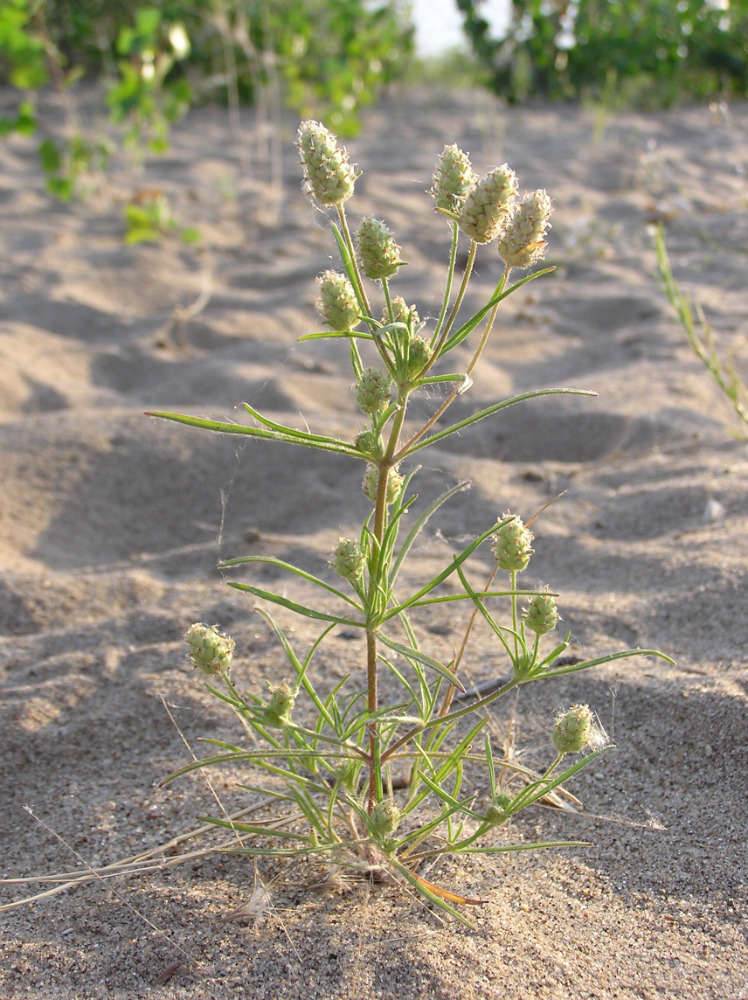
[376,632,464,691]
[221,555,362,610]
[227,581,364,626]
[439,267,555,356]
[403,387,597,458]
[146,408,358,457]
[383,521,500,621]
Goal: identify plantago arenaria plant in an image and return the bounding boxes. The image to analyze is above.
[655,225,748,440]
[147,122,670,925]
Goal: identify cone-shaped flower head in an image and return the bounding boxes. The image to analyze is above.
[185,623,234,675]
[492,513,534,572]
[552,703,595,755]
[431,143,476,214]
[356,367,391,415]
[384,295,420,331]
[363,463,403,505]
[458,165,518,244]
[407,335,432,379]
[356,217,405,280]
[266,680,295,725]
[354,428,382,460]
[524,588,559,635]
[297,120,356,206]
[316,270,360,331]
[332,538,366,581]
[485,791,512,825]
[369,799,401,837]
[499,189,553,270]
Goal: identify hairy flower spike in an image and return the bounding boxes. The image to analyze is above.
[363,464,403,505]
[485,791,512,825]
[297,120,356,206]
[431,143,476,214]
[354,428,381,460]
[499,189,553,270]
[369,799,400,837]
[384,296,420,330]
[185,623,234,675]
[332,538,366,581]
[407,336,432,379]
[356,217,405,280]
[492,513,534,572]
[356,368,391,415]
[316,270,360,331]
[458,165,518,244]
[266,681,295,724]
[524,588,559,635]
[552,704,595,755]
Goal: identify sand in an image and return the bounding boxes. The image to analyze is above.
[1,85,747,999]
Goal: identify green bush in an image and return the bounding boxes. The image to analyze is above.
[457,0,748,106]
[0,0,412,213]
[7,1,414,135]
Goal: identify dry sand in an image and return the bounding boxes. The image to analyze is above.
[1,86,747,999]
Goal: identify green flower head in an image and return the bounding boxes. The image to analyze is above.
[332,538,366,581]
[491,513,534,572]
[356,217,406,280]
[362,464,403,506]
[499,189,553,271]
[185,623,234,675]
[458,165,518,244]
[316,270,360,331]
[297,120,357,206]
[552,704,607,755]
[524,588,559,636]
[431,143,476,214]
[356,368,392,415]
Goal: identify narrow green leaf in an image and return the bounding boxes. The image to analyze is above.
[226,838,364,859]
[388,479,469,587]
[383,521,499,621]
[404,388,597,458]
[161,747,354,785]
[387,855,476,928]
[404,589,539,609]
[439,267,555,356]
[542,647,675,679]
[376,632,464,691]
[459,839,591,855]
[298,329,376,343]
[508,747,614,814]
[227,581,363,627]
[242,401,359,453]
[221,555,362,610]
[416,769,483,821]
[145,409,358,457]
[197,816,306,840]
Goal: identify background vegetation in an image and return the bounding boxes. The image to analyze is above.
[1,1,746,215]
[457,0,748,106]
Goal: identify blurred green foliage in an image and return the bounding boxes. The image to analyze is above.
[0,0,412,226]
[457,0,748,106]
[2,0,414,135]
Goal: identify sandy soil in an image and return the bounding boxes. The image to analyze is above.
[1,85,747,999]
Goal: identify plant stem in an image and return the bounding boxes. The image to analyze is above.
[365,630,379,809]
[393,269,507,463]
[428,238,477,364]
[337,204,370,318]
[382,674,520,765]
[431,220,460,345]
[437,563,500,718]
[365,394,410,809]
